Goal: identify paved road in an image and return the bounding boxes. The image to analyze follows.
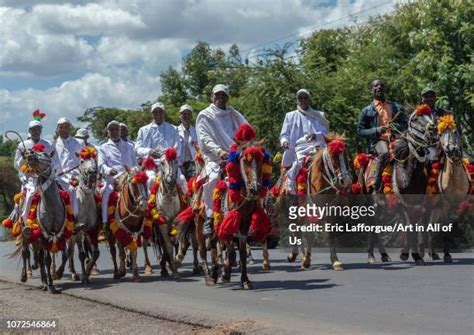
[0,242,472,334]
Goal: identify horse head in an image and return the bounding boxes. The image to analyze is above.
[160,147,179,190]
[22,144,54,179]
[408,105,439,163]
[124,166,149,212]
[237,144,268,197]
[77,146,98,189]
[323,133,351,192]
[437,114,461,161]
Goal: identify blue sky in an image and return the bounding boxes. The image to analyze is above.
[0,0,397,140]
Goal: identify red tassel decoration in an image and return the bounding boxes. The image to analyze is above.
[165,147,177,161]
[235,124,256,142]
[217,209,241,241]
[249,208,272,242]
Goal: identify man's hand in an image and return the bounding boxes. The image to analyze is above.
[149,149,161,159]
[376,126,388,135]
[218,149,228,160]
[109,168,118,176]
[281,142,290,150]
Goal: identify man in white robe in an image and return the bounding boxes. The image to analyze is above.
[196,84,248,236]
[176,104,199,179]
[13,120,58,224]
[98,121,138,226]
[279,89,330,194]
[54,117,83,216]
[120,123,135,146]
[135,103,186,192]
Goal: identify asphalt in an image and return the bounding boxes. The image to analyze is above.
[0,242,472,334]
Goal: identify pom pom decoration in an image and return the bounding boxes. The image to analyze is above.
[80,146,97,160]
[437,115,457,133]
[142,156,157,170]
[131,171,148,185]
[235,124,256,143]
[31,144,45,152]
[456,200,470,216]
[32,109,46,121]
[328,140,346,155]
[296,167,308,196]
[351,182,362,194]
[414,104,432,117]
[248,208,272,242]
[353,153,370,170]
[165,147,177,161]
[217,209,242,241]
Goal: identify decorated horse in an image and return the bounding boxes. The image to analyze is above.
[3,140,74,293]
[148,147,185,277]
[426,114,473,261]
[66,146,101,283]
[105,167,151,281]
[388,104,439,265]
[271,133,351,270]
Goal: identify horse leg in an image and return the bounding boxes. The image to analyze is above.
[131,247,140,281]
[38,248,48,291]
[246,243,255,265]
[108,235,120,279]
[32,246,39,270]
[175,238,188,267]
[287,231,299,262]
[262,239,271,270]
[50,252,59,280]
[118,241,127,278]
[301,231,312,269]
[77,238,89,284]
[55,247,69,280]
[143,240,153,275]
[45,251,58,294]
[239,239,252,290]
[21,244,30,283]
[67,239,79,281]
[191,233,200,274]
[26,247,33,279]
[158,224,178,277]
[329,232,343,270]
[196,215,213,285]
[222,241,232,283]
[367,232,376,263]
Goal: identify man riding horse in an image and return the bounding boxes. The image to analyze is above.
[357,79,408,193]
[195,84,248,238]
[177,104,200,180]
[279,88,330,194]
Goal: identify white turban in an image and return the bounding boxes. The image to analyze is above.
[212,84,229,96]
[119,123,128,128]
[57,117,72,126]
[107,120,120,129]
[28,120,42,129]
[151,102,165,112]
[296,88,311,97]
[179,104,193,113]
[75,128,89,138]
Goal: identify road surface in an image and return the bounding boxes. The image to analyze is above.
[0,242,472,334]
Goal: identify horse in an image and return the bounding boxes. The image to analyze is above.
[427,115,471,262]
[150,148,183,278]
[273,133,351,270]
[213,139,272,289]
[66,147,100,283]
[106,166,149,281]
[391,105,439,265]
[18,146,72,293]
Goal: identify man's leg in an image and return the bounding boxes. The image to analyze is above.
[99,182,114,241]
[286,160,301,195]
[373,140,390,192]
[202,163,220,237]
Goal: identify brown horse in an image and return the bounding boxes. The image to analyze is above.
[106,167,149,281]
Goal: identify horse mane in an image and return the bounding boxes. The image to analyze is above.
[325,132,346,143]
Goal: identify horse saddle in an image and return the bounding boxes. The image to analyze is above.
[364,159,377,190]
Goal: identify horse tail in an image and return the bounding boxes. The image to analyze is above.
[9,236,24,259]
[152,223,164,260]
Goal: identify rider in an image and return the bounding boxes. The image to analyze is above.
[176,104,199,180]
[98,121,138,230]
[357,79,408,192]
[54,117,83,218]
[279,89,329,194]
[421,87,450,119]
[135,102,186,191]
[120,123,135,146]
[196,84,248,237]
[13,116,59,224]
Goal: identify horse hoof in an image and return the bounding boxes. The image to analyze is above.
[81,277,90,284]
[301,256,311,269]
[430,253,441,261]
[400,253,409,261]
[241,281,253,290]
[192,267,200,275]
[381,253,392,263]
[367,254,376,264]
[132,276,141,282]
[144,266,153,275]
[27,270,33,278]
[247,258,255,265]
[332,261,344,271]
[52,273,60,280]
[118,268,126,278]
[262,262,271,271]
[172,272,179,279]
[90,267,100,276]
[222,276,231,283]
[161,270,170,278]
[21,274,27,283]
[31,264,38,270]
[113,272,120,280]
[71,273,80,281]
[443,254,452,263]
[42,285,48,291]
[205,275,216,286]
[47,286,59,294]
[287,253,297,263]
